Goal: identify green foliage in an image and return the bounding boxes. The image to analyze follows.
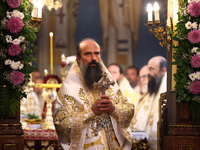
[0,0,38,118]
[26,113,39,119]
[172,0,200,120]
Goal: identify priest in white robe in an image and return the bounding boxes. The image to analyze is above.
[108,63,138,105]
[131,56,167,150]
[53,38,134,150]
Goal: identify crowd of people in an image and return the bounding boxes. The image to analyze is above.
[107,56,166,150]
[23,38,167,149]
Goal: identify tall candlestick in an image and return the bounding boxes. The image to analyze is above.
[154,2,160,21]
[147,3,153,21]
[49,32,54,74]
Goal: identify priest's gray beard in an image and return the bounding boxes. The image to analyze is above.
[79,60,103,90]
[148,75,162,96]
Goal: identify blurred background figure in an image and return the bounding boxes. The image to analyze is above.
[138,65,149,95]
[125,66,139,89]
[21,70,44,119]
[108,63,137,105]
[134,65,149,108]
[32,70,42,83]
[33,78,44,116]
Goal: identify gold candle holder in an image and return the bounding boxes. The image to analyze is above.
[60,67,66,82]
[29,17,43,29]
[146,17,172,47]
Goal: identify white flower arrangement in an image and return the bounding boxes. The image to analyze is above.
[7,10,24,19]
[5,60,24,70]
[185,21,192,29]
[189,71,200,81]
[5,34,25,44]
[191,47,200,54]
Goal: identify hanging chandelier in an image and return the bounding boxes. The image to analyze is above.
[42,0,62,11]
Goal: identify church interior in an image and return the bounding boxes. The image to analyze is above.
[0,0,200,149]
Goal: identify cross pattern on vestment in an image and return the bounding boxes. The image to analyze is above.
[93,72,115,95]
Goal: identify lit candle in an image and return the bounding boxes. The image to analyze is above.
[146,3,153,22]
[32,7,38,18]
[37,0,44,18]
[49,32,54,74]
[61,54,66,62]
[44,69,48,76]
[154,2,160,21]
[38,8,42,18]
[31,0,43,18]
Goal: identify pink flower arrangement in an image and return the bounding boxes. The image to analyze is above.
[7,0,20,9]
[188,30,200,44]
[190,81,200,95]
[8,44,21,56]
[6,17,23,34]
[10,71,24,85]
[191,54,200,68]
[187,1,200,17]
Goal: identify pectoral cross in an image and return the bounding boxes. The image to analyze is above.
[93,72,115,95]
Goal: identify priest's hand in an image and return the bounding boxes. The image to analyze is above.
[98,95,115,113]
[91,100,103,116]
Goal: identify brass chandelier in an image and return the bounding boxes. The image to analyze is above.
[42,0,62,11]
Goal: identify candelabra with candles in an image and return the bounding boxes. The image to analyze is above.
[146,2,172,47]
[42,0,62,11]
[30,0,44,28]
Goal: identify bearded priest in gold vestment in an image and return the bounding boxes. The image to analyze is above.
[53,38,134,150]
[131,56,167,150]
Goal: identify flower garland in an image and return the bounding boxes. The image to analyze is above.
[173,0,200,120]
[0,0,37,117]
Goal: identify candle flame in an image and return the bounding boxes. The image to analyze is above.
[49,32,53,37]
[146,3,152,12]
[153,2,160,11]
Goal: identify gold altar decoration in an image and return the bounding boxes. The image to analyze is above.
[30,17,43,29]
[41,87,57,129]
[39,78,61,130]
[146,2,172,47]
[21,74,37,117]
[35,83,62,88]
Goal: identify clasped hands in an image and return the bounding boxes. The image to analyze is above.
[91,95,115,116]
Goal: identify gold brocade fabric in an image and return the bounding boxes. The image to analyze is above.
[53,61,134,150]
